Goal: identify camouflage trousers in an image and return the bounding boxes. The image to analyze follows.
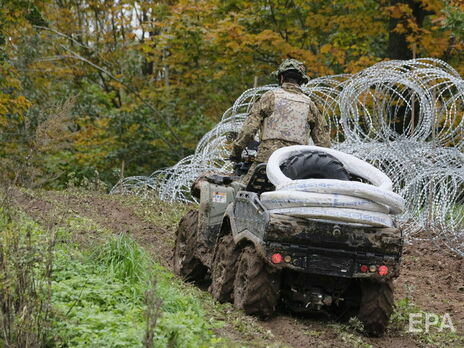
[241,139,300,185]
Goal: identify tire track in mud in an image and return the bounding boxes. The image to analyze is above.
[12,189,463,347]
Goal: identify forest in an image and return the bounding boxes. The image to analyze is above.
[1,0,464,189]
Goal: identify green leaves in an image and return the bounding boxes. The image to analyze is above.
[2,0,462,189]
[51,236,224,347]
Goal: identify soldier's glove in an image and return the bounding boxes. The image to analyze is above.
[229,154,241,163]
[229,146,243,162]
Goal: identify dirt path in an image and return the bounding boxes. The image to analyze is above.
[13,188,174,266]
[12,189,463,347]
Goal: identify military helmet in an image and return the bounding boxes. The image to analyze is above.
[272,58,309,84]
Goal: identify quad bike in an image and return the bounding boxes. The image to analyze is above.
[174,147,403,337]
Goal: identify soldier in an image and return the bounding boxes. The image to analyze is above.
[230,59,331,184]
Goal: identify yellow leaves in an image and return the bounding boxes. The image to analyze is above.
[150,139,165,148]
[320,43,346,65]
[406,18,420,33]
[0,5,28,28]
[3,75,21,89]
[345,56,381,74]
[451,0,464,10]
[225,41,240,51]
[109,80,124,90]
[421,0,444,13]
[74,117,117,166]
[320,44,332,54]
[14,96,31,112]
[0,115,7,128]
[0,94,13,118]
[253,29,279,42]
[384,0,454,59]
[385,3,412,19]
[126,123,140,136]
[212,70,226,79]
[420,32,450,57]
[0,94,31,119]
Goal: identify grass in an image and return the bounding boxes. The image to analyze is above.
[389,297,464,347]
[92,234,152,285]
[0,197,226,347]
[327,319,372,348]
[7,188,279,346]
[112,194,191,229]
[0,207,54,347]
[51,234,225,347]
[8,187,462,347]
[51,247,146,347]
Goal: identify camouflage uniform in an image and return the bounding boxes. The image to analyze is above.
[232,82,331,184]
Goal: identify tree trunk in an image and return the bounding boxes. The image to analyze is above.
[387,0,434,59]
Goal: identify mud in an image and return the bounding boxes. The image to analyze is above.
[12,189,173,267]
[396,241,464,332]
[11,189,463,347]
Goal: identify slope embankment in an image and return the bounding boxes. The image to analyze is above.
[11,188,464,347]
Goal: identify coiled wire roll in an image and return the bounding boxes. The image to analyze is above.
[262,146,405,227]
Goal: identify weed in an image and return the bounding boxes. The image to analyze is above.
[328,321,372,348]
[390,297,464,347]
[0,207,55,347]
[91,234,152,285]
[143,276,162,348]
[52,236,224,347]
[339,331,372,348]
[112,194,191,230]
[51,248,146,347]
[305,329,323,337]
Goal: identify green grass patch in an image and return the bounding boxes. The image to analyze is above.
[51,235,224,347]
[92,234,152,285]
[390,297,464,347]
[1,202,225,347]
[328,319,372,348]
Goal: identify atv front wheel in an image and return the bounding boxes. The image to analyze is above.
[233,246,280,319]
[173,210,207,282]
[358,280,394,337]
[209,234,240,303]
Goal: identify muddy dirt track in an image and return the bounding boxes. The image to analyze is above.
[12,189,464,347]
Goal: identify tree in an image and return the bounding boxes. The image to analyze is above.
[2,0,463,188]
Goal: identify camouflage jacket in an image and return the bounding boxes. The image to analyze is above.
[232,82,331,159]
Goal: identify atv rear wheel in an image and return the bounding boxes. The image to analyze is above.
[209,234,240,303]
[233,246,280,319]
[173,210,207,282]
[358,280,394,337]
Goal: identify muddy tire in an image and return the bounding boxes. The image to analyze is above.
[233,246,280,319]
[358,280,394,337]
[209,234,240,303]
[173,210,207,282]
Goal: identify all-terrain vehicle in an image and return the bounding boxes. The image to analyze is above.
[174,149,403,337]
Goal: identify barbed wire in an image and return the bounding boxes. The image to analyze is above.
[111,58,464,256]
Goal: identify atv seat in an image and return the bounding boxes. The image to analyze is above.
[245,163,275,195]
[205,174,239,185]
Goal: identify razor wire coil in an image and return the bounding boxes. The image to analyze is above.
[111,58,464,256]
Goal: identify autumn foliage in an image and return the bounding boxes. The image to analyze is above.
[1,0,463,188]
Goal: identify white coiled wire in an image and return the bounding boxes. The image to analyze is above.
[111,58,464,256]
[262,146,405,228]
